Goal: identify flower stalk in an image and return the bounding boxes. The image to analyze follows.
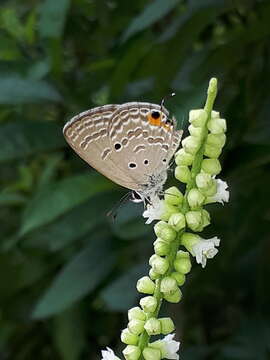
[101,78,229,360]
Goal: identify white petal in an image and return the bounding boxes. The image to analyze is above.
[101,347,121,360]
[162,333,180,360]
[142,197,164,224]
[212,179,229,204]
[192,237,220,268]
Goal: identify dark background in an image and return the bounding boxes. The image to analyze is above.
[1,0,270,359]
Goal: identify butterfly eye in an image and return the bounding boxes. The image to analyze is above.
[129,162,137,169]
[151,111,160,119]
[144,159,149,165]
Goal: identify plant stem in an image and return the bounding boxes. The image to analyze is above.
[182,78,218,212]
[137,78,218,359]
[138,231,182,354]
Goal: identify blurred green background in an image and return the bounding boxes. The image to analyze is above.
[1,0,270,359]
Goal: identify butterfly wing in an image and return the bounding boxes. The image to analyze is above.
[63,104,139,189]
[107,102,182,190]
[63,102,182,192]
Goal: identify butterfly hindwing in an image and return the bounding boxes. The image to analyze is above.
[108,102,182,188]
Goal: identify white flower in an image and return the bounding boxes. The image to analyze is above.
[161,333,180,360]
[142,197,165,224]
[209,179,229,204]
[192,236,220,268]
[101,347,121,360]
[143,196,179,224]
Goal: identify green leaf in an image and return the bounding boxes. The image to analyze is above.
[20,173,116,236]
[0,120,65,162]
[101,262,148,311]
[37,154,63,189]
[39,0,71,38]
[121,0,180,42]
[32,235,115,318]
[0,192,26,206]
[53,306,86,360]
[0,74,61,104]
[0,252,49,298]
[23,191,121,251]
[24,10,37,44]
[0,34,21,61]
[110,38,152,98]
[27,59,51,80]
[0,8,25,41]
[111,201,151,240]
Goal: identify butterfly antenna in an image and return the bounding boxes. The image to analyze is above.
[106,192,132,222]
[160,92,176,111]
[159,191,179,199]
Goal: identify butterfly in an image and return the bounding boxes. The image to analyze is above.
[63,102,182,204]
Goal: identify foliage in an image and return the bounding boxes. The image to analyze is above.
[0,0,270,359]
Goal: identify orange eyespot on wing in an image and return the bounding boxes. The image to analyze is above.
[147,113,161,126]
[147,112,171,131]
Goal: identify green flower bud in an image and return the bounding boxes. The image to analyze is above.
[185,210,203,231]
[168,212,186,231]
[149,268,160,280]
[196,172,213,190]
[121,328,138,345]
[204,143,222,158]
[159,317,175,334]
[182,136,201,155]
[188,124,204,138]
[149,340,166,358]
[206,133,226,148]
[202,209,210,227]
[181,232,200,254]
[174,257,192,274]
[211,110,220,119]
[175,148,194,166]
[164,186,183,205]
[208,117,227,134]
[143,347,161,360]
[149,254,159,266]
[144,318,161,335]
[136,276,155,294]
[175,165,191,183]
[187,188,205,208]
[154,221,176,242]
[128,319,145,335]
[160,276,178,295]
[150,255,169,275]
[171,271,186,286]
[189,109,208,127]
[140,296,157,313]
[163,287,182,303]
[128,307,146,321]
[159,202,179,221]
[176,250,190,259]
[200,180,217,196]
[201,159,221,175]
[154,239,170,256]
[123,345,141,360]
